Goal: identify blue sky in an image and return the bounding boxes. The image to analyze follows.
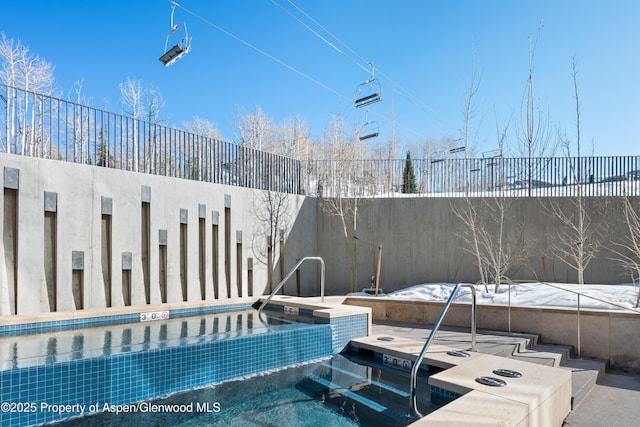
[3,0,639,156]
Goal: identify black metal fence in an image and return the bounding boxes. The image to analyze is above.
[2,83,637,198]
[0,84,301,194]
[302,155,640,198]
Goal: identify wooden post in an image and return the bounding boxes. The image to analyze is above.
[375,244,382,295]
[541,249,548,283]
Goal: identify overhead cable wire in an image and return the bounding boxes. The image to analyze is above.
[283,0,456,130]
[269,0,345,56]
[285,0,371,72]
[173,1,432,140]
[172,2,351,103]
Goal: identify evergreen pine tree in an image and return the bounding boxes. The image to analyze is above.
[402,151,417,193]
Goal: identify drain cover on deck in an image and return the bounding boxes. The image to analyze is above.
[446,350,470,357]
[475,376,507,387]
[493,368,522,378]
[377,336,395,341]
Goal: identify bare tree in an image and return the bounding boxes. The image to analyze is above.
[234,105,273,151]
[452,199,487,288]
[273,115,311,159]
[462,42,482,157]
[144,83,165,173]
[512,22,558,195]
[183,116,220,140]
[0,33,56,156]
[610,197,640,307]
[120,77,145,172]
[317,115,368,292]
[545,57,607,284]
[68,79,93,163]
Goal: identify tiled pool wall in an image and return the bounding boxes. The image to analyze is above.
[258,302,369,354]
[0,304,368,427]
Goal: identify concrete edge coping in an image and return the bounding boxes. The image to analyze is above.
[0,298,261,326]
[259,295,371,319]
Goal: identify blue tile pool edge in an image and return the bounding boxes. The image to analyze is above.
[0,304,370,427]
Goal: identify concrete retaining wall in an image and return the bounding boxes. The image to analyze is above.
[317,196,638,294]
[0,154,316,316]
[2,154,638,321]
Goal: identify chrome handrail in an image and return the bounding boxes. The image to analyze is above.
[410,283,476,417]
[257,256,325,316]
[508,281,640,357]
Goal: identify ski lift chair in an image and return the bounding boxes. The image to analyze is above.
[359,120,379,141]
[359,111,379,141]
[159,3,192,67]
[355,79,382,108]
[354,63,382,108]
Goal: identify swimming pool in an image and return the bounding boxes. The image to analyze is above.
[49,351,448,427]
[0,308,299,369]
[0,301,370,426]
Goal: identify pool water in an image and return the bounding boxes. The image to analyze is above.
[52,351,446,427]
[0,309,297,369]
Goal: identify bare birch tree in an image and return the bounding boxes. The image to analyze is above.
[0,33,55,156]
[234,105,273,151]
[144,83,165,174]
[68,79,93,163]
[120,77,145,172]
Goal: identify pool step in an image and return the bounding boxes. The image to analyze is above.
[305,373,415,425]
[303,354,447,425]
[320,362,411,398]
[307,374,390,412]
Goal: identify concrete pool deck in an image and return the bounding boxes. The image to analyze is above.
[370,320,640,427]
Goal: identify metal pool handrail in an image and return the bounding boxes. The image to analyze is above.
[409,283,476,417]
[507,281,640,357]
[257,256,325,316]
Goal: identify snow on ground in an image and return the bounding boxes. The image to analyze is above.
[349,282,640,311]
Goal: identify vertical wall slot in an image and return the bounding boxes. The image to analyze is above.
[295,258,301,297]
[141,186,151,305]
[212,211,219,299]
[236,230,243,297]
[247,258,253,297]
[101,196,112,308]
[267,236,273,294]
[224,195,231,298]
[44,192,58,312]
[198,204,206,300]
[71,251,84,310]
[180,208,188,302]
[122,252,132,306]
[159,229,167,303]
[279,229,285,294]
[3,167,19,315]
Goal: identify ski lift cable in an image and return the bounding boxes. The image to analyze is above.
[284,0,371,74]
[171,2,351,103]
[173,1,428,140]
[269,0,346,57]
[281,0,455,129]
